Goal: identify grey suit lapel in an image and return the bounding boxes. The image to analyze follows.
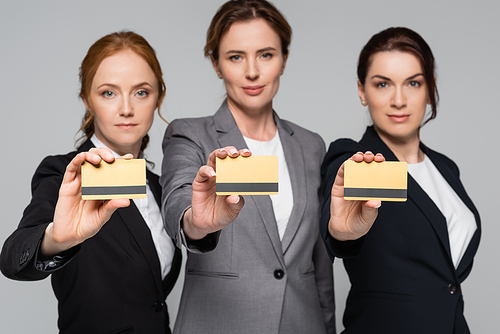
[276,117,307,254]
[213,101,285,264]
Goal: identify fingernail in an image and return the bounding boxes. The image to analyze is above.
[242,149,250,154]
[234,196,240,204]
[209,170,216,177]
[375,202,381,208]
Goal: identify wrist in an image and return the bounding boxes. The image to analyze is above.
[40,223,77,258]
[182,208,208,241]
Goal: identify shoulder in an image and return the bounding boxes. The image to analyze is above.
[322,138,363,171]
[35,150,80,178]
[168,116,215,135]
[280,118,325,158]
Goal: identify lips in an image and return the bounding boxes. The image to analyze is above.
[116,123,137,130]
[242,85,265,96]
[388,114,410,123]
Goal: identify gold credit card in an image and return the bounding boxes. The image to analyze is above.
[344,160,407,202]
[81,159,146,200]
[216,155,278,195]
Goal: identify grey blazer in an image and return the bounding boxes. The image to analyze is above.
[160,101,335,334]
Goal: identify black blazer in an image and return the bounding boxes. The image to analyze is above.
[0,139,181,334]
[320,127,481,334]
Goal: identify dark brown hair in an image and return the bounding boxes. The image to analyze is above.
[78,31,166,152]
[357,27,439,124]
[204,0,292,61]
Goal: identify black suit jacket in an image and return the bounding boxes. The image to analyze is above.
[320,126,481,334]
[0,139,181,334]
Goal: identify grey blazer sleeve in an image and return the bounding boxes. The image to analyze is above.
[160,118,219,253]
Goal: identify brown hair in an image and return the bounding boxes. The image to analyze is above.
[204,0,292,61]
[78,31,166,152]
[357,27,439,125]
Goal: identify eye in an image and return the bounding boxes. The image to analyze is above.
[409,80,420,87]
[229,55,242,61]
[376,82,388,88]
[101,90,115,98]
[136,90,149,97]
[261,52,272,59]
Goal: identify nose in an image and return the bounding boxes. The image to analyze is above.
[391,87,407,109]
[245,58,259,81]
[119,96,134,117]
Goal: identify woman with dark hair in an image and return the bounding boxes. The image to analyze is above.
[320,27,481,333]
[161,1,335,333]
[0,31,181,334]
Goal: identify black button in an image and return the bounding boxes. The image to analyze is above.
[19,249,29,266]
[153,301,165,312]
[274,269,285,280]
[448,284,457,294]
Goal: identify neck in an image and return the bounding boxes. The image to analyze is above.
[94,133,142,159]
[227,99,277,141]
[374,127,424,164]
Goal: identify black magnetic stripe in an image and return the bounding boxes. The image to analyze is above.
[82,185,146,196]
[344,188,407,198]
[216,183,278,193]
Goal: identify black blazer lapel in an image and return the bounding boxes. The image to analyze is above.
[425,149,481,278]
[360,127,454,263]
[117,197,164,296]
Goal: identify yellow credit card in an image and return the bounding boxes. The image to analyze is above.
[216,155,278,195]
[81,159,146,200]
[344,160,407,202]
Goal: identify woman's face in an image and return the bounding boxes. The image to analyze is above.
[213,18,287,115]
[358,51,429,143]
[85,49,158,157]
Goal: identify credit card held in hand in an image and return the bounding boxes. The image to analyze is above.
[81,159,146,200]
[344,160,407,202]
[216,155,278,195]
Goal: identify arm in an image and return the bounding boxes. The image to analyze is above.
[0,149,130,280]
[160,119,247,253]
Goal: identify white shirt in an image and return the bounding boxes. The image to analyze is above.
[408,154,476,269]
[244,132,293,240]
[90,135,175,279]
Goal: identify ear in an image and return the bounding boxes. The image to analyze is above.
[280,51,289,76]
[82,96,91,111]
[211,55,223,79]
[357,80,367,105]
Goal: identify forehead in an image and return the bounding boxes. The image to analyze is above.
[219,18,281,51]
[93,49,155,84]
[368,51,423,77]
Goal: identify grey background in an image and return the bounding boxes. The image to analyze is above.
[0,1,497,333]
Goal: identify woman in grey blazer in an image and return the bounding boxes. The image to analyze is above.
[160,1,335,333]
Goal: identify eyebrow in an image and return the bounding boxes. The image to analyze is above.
[225,47,277,55]
[96,82,153,90]
[371,73,424,81]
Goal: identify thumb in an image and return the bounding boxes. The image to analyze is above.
[99,198,130,222]
[225,195,245,216]
[361,200,381,224]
